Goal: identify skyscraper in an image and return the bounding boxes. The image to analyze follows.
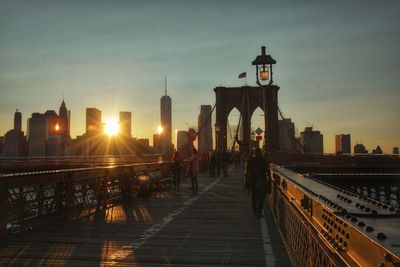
[14,109,22,131]
[27,113,48,157]
[279,118,296,152]
[335,134,351,154]
[59,100,69,135]
[86,108,102,134]
[58,100,71,156]
[198,105,212,154]
[300,127,323,154]
[119,111,132,138]
[160,78,172,153]
[1,110,25,157]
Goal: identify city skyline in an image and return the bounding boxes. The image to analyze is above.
[1,1,399,153]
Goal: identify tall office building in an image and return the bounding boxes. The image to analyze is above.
[14,109,22,131]
[198,105,212,154]
[119,111,132,138]
[59,100,69,135]
[279,118,296,152]
[335,134,351,154]
[58,100,71,156]
[1,110,25,157]
[160,78,172,151]
[43,110,63,156]
[153,133,160,151]
[300,127,323,154]
[27,113,48,157]
[86,108,102,134]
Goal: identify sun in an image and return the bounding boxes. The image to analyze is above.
[157,126,163,134]
[105,119,120,136]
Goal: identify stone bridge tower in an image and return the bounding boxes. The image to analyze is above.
[214,46,279,152]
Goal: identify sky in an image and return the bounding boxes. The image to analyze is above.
[0,0,399,153]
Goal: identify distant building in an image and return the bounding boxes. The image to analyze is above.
[27,113,48,157]
[372,145,383,154]
[393,147,399,155]
[0,136,4,154]
[58,100,71,155]
[177,130,188,151]
[119,111,132,138]
[153,133,160,151]
[354,143,368,154]
[300,127,323,154]
[279,118,296,152]
[198,105,212,154]
[160,80,172,153]
[137,138,149,147]
[43,110,63,156]
[14,109,22,131]
[1,109,26,157]
[26,103,69,157]
[335,134,351,154]
[86,108,102,134]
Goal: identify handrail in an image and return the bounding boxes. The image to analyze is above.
[268,164,400,267]
[0,160,186,236]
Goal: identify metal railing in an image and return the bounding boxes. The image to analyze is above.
[0,160,188,236]
[267,164,400,267]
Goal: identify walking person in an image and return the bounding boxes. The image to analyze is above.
[190,147,199,190]
[172,151,182,190]
[215,149,221,177]
[209,151,216,177]
[221,149,229,177]
[245,148,271,217]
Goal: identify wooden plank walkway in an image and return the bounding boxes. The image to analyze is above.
[0,167,292,266]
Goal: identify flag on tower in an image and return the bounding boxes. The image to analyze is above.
[238,72,246,79]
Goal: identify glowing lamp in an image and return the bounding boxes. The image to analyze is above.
[252,46,276,86]
[260,67,269,81]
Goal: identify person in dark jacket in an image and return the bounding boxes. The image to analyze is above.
[245,148,271,217]
[172,151,182,190]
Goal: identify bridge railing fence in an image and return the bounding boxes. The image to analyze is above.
[267,164,400,267]
[0,160,191,236]
[267,166,342,267]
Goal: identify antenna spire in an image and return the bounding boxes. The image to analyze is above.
[165,77,167,95]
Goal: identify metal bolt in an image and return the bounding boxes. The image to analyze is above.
[384,253,393,262]
[357,221,365,227]
[377,232,387,240]
[365,226,374,232]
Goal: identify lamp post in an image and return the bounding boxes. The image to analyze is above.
[252,46,276,151]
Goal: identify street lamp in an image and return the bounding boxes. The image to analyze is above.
[252,46,276,86]
[252,46,276,151]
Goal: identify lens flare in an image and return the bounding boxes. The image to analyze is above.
[105,119,119,136]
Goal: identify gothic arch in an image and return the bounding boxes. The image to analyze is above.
[214,85,280,152]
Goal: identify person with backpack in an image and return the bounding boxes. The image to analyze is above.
[245,148,271,217]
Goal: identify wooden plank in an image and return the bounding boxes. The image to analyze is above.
[0,168,291,266]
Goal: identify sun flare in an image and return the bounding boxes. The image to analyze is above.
[157,126,163,135]
[105,120,119,136]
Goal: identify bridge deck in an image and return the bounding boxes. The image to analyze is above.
[0,168,291,266]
